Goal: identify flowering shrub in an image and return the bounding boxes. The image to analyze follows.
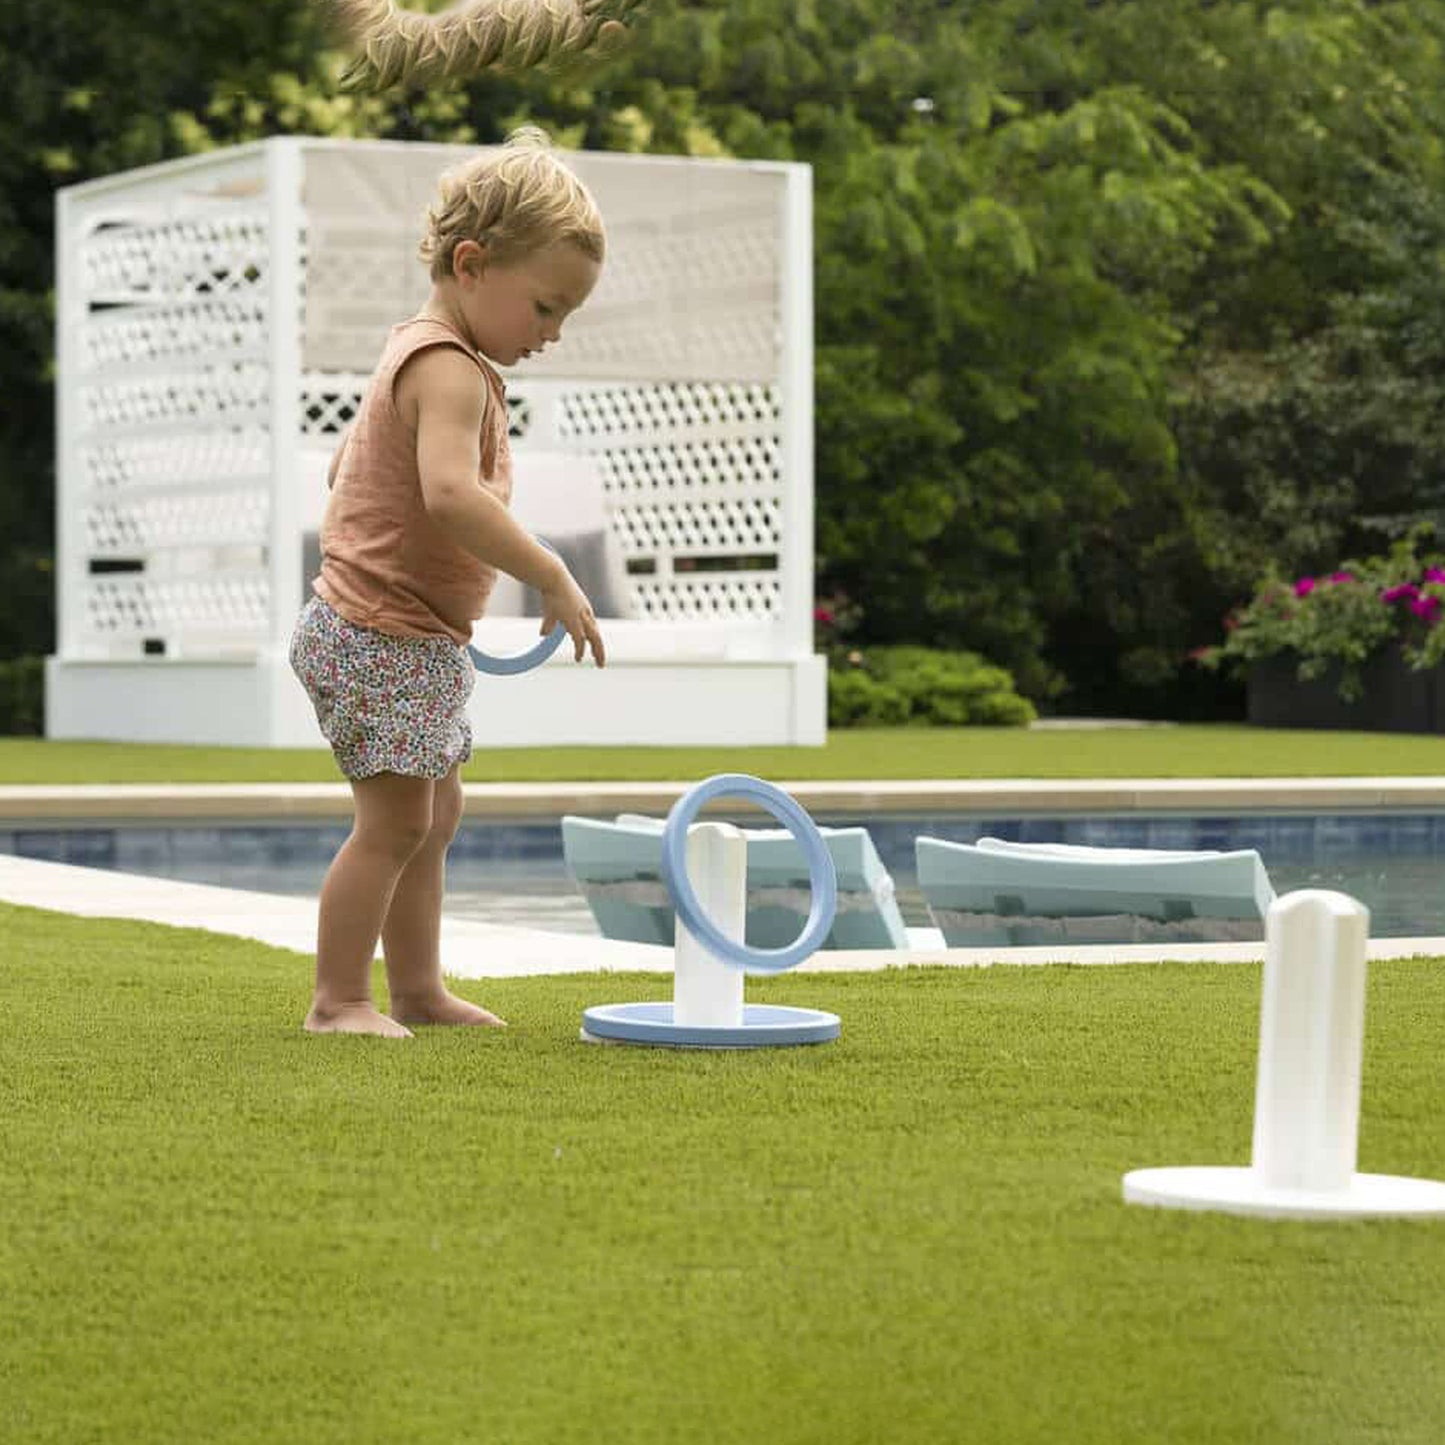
[1194,530,1445,701]
[813,593,863,653]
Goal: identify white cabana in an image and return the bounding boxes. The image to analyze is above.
[47,136,823,748]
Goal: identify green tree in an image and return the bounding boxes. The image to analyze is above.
[5,0,1443,725]
[0,0,333,658]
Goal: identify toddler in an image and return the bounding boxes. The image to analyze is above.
[290,126,606,1038]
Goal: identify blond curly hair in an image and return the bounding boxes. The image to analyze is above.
[419,126,605,281]
[327,0,641,91]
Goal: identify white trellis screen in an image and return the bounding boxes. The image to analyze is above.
[47,137,823,748]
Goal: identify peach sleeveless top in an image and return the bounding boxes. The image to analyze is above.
[313,316,513,646]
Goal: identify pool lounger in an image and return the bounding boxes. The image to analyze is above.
[915,836,1276,947]
[561,814,916,951]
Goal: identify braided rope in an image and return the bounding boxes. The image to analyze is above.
[328,0,642,90]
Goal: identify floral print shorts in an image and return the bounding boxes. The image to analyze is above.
[289,597,476,781]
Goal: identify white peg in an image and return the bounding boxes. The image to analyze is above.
[672,822,746,1029]
[1123,890,1445,1219]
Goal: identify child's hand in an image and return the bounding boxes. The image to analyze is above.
[540,569,607,667]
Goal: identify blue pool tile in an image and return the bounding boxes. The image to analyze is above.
[15,829,116,868]
[114,828,174,871]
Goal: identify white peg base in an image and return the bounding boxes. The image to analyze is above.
[1123,1166,1445,1220]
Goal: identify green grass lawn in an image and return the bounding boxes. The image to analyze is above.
[3,901,1443,1444]
[3,724,1445,784]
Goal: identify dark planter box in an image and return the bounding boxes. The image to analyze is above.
[1248,650,1445,733]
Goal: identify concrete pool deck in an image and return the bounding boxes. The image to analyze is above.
[3,778,1445,975]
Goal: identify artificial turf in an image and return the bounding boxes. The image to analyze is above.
[3,724,1445,785]
[2,901,1443,1443]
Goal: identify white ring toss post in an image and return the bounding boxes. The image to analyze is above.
[1123,890,1445,1220]
[671,822,747,1028]
[580,775,842,1048]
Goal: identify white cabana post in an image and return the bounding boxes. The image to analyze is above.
[47,137,824,748]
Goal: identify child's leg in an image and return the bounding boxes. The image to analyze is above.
[383,765,506,1027]
[306,771,436,1037]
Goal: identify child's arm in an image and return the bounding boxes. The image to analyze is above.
[409,347,606,665]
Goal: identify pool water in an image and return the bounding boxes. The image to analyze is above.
[6,813,1445,939]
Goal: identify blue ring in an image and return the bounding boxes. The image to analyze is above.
[467,623,567,676]
[467,539,569,676]
[661,773,838,973]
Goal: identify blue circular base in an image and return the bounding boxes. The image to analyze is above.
[580,1001,840,1049]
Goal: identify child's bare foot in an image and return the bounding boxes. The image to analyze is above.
[305,1002,414,1038]
[389,990,507,1028]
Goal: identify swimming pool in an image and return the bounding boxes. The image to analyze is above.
[6,810,1445,938]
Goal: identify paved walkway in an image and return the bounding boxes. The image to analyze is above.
[3,779,1445,976]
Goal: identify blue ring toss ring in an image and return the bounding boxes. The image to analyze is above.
[467,538,569,676]
[661,773,838,973]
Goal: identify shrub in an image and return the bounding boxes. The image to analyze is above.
[828,646,1036,728]
[0,655,43,735]
[827,668,910,727]
[1193,527,1445,702]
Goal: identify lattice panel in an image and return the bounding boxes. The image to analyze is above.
[552,382,785,621]
[86,575,270,638]
[83,362,270,432]
[559,382,778,438]
[631,574,782,621]
[83,213,268,304]
[83,298,267,371]
[72,205,275,658]
[607,490,780,558]
[298,375,534,439]
[295,376,782,618]
[85,490,270,555]
[86,435,269,495]
[299,377,365,436]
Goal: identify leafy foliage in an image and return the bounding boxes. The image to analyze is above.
[1195,529,1445,702]
[828,645,1036,728]
[2,0,1443,724]
[0,656,44,736]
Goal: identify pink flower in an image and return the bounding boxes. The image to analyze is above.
[1411,594,1443,623]
[1383,584,1418,604]
[1328,571,1355,584]
[813,607,836,626]
[1294,577,1316,597]
[1426,567,1445,585]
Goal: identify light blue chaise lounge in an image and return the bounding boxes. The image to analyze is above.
[915,836,1276,947]
[561,814,912,951]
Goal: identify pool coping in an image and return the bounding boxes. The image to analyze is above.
[7,775,1445,822]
